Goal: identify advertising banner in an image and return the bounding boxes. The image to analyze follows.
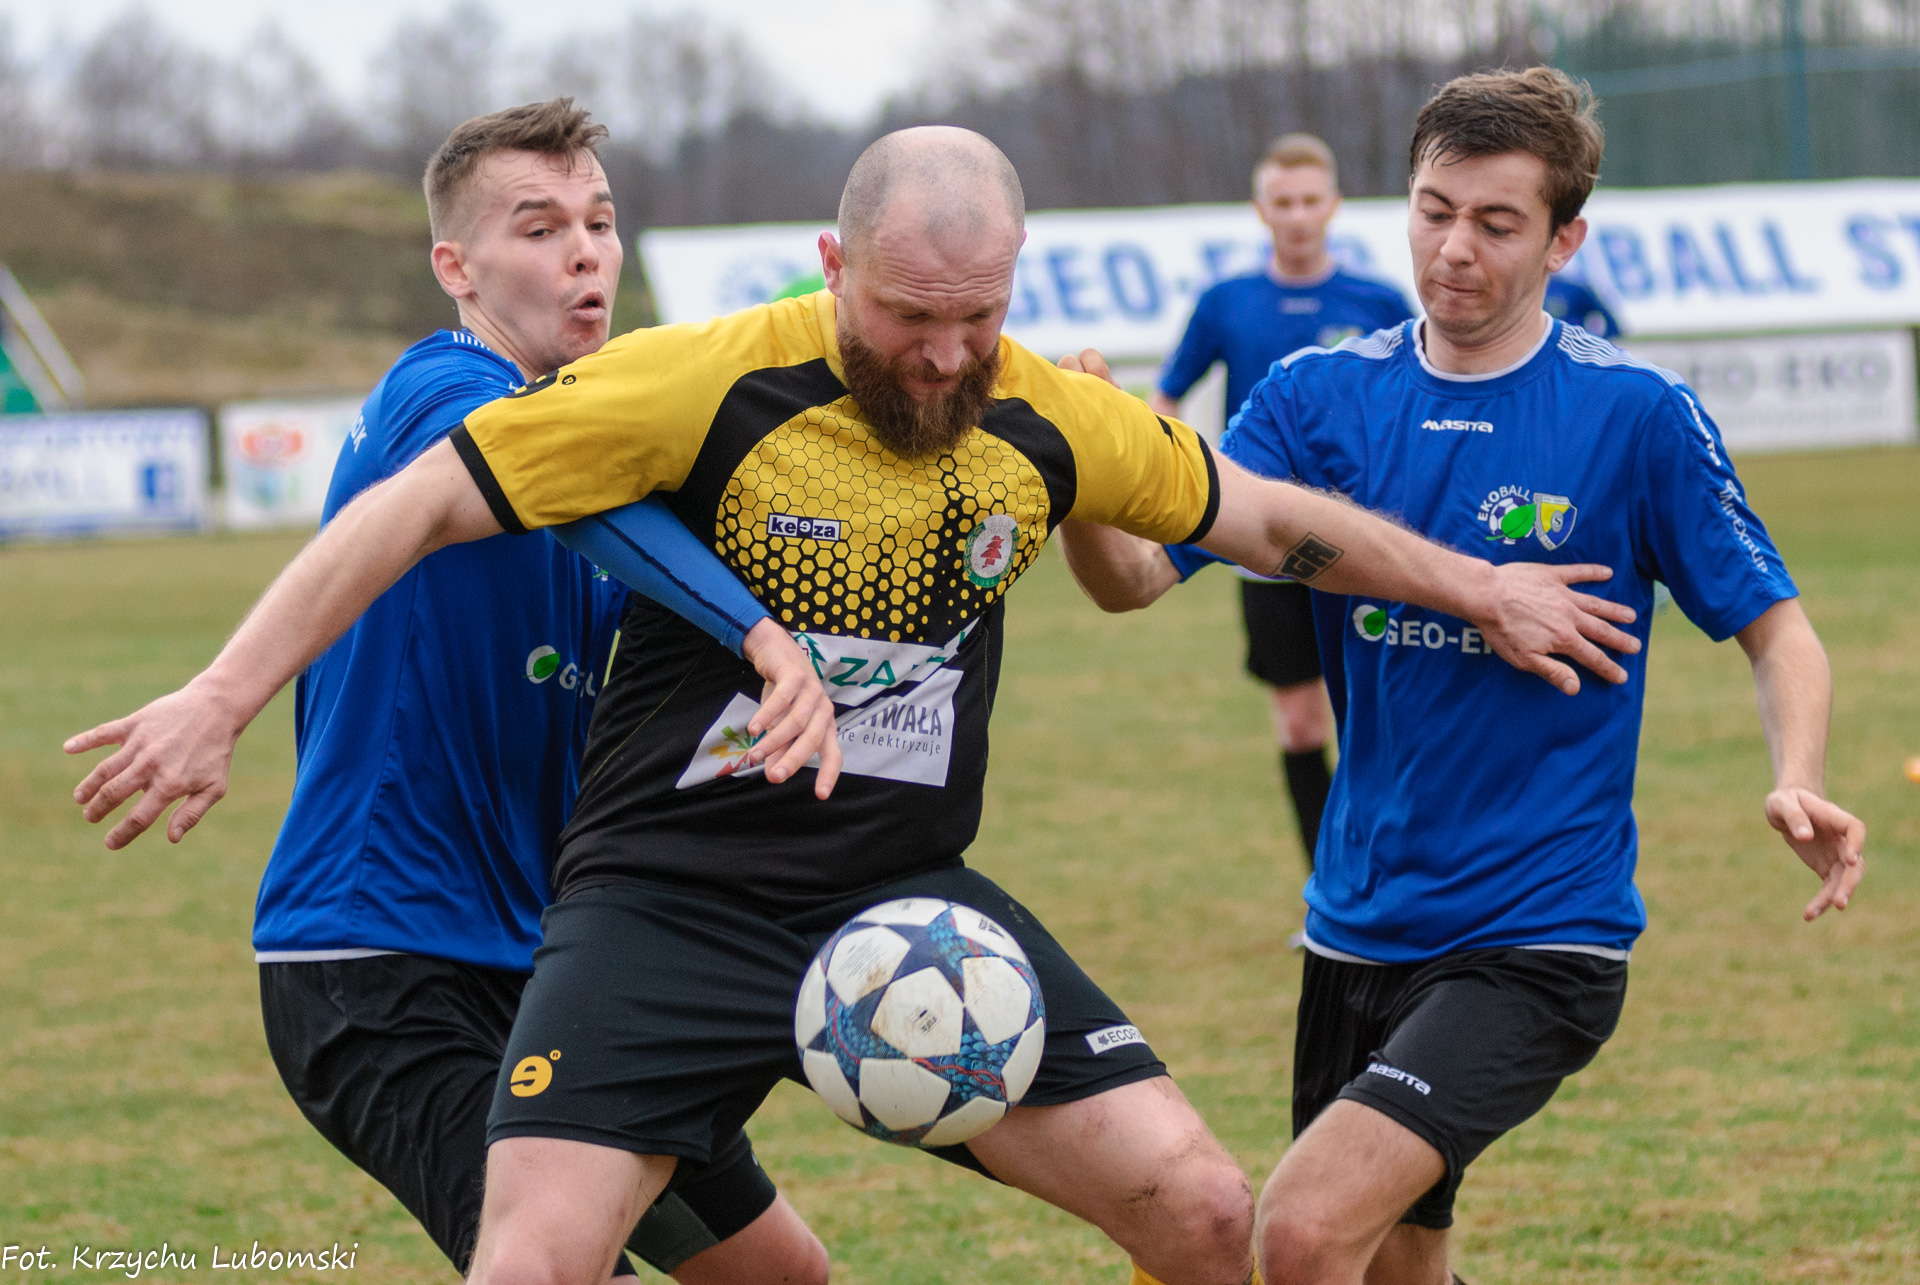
[220,398,363,530]
[641,179,1920,354]
[1624,329,1917,454]
[0,410,207,541]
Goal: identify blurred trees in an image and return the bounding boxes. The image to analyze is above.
[1,0,1916,223]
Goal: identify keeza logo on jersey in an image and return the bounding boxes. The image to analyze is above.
[767,513,843,543]
[1477,485,1579,550]
[1351,604,1491,656]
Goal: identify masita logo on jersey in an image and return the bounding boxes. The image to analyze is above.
[1477,485,1579,550]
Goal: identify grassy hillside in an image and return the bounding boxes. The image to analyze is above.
[1,447,1915,1283]
[0,170,651,407]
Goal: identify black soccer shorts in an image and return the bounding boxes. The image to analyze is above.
[1292,945,1628,1228]
[1240,579,1323,689]
[486,865,1168,1173]
[260,954,777,1276]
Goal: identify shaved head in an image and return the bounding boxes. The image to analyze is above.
[838,126,1026,264]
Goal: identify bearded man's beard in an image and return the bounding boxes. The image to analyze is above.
[838,328,1001,460]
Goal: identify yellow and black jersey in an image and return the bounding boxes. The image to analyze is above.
[450,291,1219,912]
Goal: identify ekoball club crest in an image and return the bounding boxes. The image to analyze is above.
[1477,486,1578,551]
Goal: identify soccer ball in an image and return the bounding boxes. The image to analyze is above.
[794,897,1046,1147]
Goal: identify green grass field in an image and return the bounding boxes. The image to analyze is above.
[3,448,1916,1284]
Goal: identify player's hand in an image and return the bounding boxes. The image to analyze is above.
[65,680,247,849]
[741,619,842,799]
[1477,562,1640,695]
[1058,348,1120,387]
[1765,786,1865,920]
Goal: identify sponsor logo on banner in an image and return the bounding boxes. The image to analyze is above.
[1477,485,1579,550]
[233,419,308,511]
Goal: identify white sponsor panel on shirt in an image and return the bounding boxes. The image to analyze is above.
[676,668,960,790]
[796,623,973,710]
[677,628,969,789]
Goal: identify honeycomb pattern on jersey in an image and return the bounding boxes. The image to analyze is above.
[717,398,1051,642]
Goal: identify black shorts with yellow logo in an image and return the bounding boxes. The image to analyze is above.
[486,866,1167,1169]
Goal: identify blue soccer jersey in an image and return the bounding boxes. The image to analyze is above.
[252,330,632,971]
[1158,266,1415,423]
[1172,319,1796,962]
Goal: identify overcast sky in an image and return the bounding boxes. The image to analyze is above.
[1,0,943,124]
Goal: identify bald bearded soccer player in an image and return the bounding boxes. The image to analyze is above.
[70,128,1640,1285]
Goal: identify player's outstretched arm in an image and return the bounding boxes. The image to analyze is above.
[1736,598,1865,920]
[65,438,506,849]
[1199,457,1642,695]
[66,439,844,845]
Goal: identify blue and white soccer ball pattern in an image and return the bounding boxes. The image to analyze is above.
[795,898,1046,1147]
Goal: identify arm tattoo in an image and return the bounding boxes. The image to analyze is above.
[1275,532,1345,582]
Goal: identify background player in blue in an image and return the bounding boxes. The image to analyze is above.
[1150,134,1415,874]
[1058,69,1864,1285]
[68,101,835,1284]
[1546,269,1623,338]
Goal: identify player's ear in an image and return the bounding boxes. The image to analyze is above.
[1546,216,1588,274]
[431,241,475,302]
[819,232,849,295]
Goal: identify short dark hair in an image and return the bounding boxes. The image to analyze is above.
[1409,67,1604,231]
[423,97,609,241]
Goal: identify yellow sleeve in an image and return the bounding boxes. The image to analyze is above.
[451,322,722,532]
[998,343,1220,543]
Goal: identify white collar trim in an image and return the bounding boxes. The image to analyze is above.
[1415,313,1553,383]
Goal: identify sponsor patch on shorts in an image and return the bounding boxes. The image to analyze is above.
[1085,1024,1146,1054]
[1365,1060,1432,1095]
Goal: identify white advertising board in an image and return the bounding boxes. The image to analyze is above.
[641,179,1920,353]
[220,398,363,530]
[1625,329,1917,454]
[641,204,1404,361]
[0,410,208,541]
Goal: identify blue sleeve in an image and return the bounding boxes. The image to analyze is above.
[1157,290,1224,399]
[1163,370,1303,581]
[1633,386,1796,642]
[383,358,509,471]
[552,499,771,657]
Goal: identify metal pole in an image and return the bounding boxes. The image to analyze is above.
[1783,0,1813,179]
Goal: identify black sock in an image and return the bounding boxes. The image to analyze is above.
[1281,748,1332,872]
